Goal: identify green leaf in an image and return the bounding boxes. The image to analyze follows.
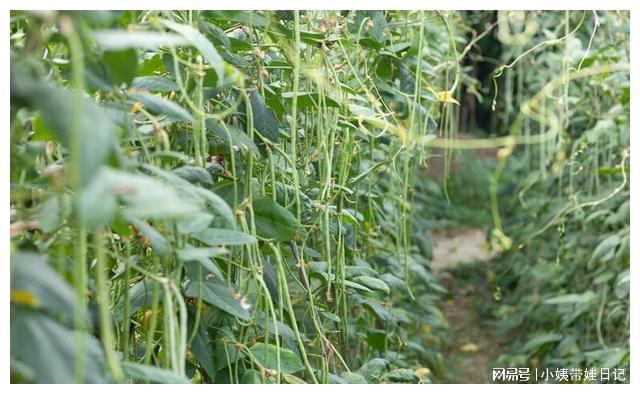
[191,228,257,246]
[77,172,117,229]
[115,279,163,319]
[281,92,342,109]
[249,342,304,374]
[385,368,419,383]
[199,21,230,48]
[122,362,189,383]
[252,196,299,241]
[162,20,225,85]
[132,76,178,92]
[142,164,235,227]
[10,309,106,383]
[248,91,280,142]
[340,371,367,384]
[360,299,394,323]
[241,369,263,383]
[176,246,228,262]
[344,279,372,293]
[282,373,307,384]
[11,253,76,320]
[353,276,390,294]
[522,333,563,352]
[172,166,213,186]
[31,114,56,141]
[36,194,70,232]
[128,92,193,122]
[103,48,138,86]
[14,79,116,186]
[184,278,250,320]
[209,120,260,155]
[125,214,170,255]
[543,292,596,305]
[589,234,621,266]
[208,11,270,27]
[359,358,389,382]
[81,168,202,225]
[191,322,216,379]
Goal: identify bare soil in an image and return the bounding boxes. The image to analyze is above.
[431,227,502,384]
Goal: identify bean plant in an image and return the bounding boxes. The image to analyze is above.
[9,10,629,384]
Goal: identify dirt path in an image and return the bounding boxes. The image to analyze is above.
[430,228,501,383]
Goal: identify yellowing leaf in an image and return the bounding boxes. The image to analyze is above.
[11,289,41,308]
[415,367,431,379]
[460,342,479,352]
[436,90,460,105]
[130,101,143,114]
[420,324,432,335]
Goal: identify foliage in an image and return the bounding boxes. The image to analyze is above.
[9,10,630,384]
[9,10,459,383]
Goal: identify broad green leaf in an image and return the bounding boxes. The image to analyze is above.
[82,168,201,224]
[282,373,307,384]
[125,214,170,255]
[10,68,115,185]
[184,278,250,320]
[359,358,389,382]
[115,279,163,319]
[248,91,280,142]
[542,294,582,305]
[209,120,260,155]
[320,311,341,323]
[522,333,563,352]
[184,257,225,282]
[282,92,342,109]
[241,369,263,383]
[172,166,213,186]
[36,194,70,232]
[11,253,76,320]
[78,172,117,229]
[178,213,215,235]
[191,322,216,379]
[344,279,372,293]
[254,311,299,354]
[132,76,178,92]
[121,362,189,383]
[199,21,230,48]
[10,309,106,383]
[191,228,256,246]
[344,265,379,278]
[128,92,193,122]
[327,373,348,384]
[385,368,419,383]
[207,11,270,27]
[602,348,629,369]
[252,196,299,241]
[360,299,394,323]
[353,276,390,294]
[162,20,225,84]
[103,48,138,86]
[143,164,236,227]
[340,371,367,384]
[589,234,621,266]
[543,292,596,305]
[176,246,228,262]
[249,342,304,374]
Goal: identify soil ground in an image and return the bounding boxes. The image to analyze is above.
[430,228,503,384]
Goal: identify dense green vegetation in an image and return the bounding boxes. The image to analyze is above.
[9,10,629,384]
